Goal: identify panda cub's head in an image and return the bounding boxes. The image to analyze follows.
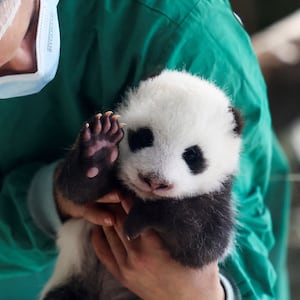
[117,70,243,201]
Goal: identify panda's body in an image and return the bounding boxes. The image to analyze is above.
[41,70,243,300]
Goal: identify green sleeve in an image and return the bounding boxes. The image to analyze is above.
[0,163,57,278]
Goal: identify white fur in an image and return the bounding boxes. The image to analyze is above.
[117,70,241,200]
[40,219,92,299]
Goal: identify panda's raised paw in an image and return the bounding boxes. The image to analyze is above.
[55,111,124,203]
[79,111,124,178]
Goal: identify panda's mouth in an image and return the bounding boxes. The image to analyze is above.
[130,183,161,199]
[129,179,174,200]
[120,171,174,200]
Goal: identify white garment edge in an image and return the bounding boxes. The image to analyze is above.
[27,160,62,238]
[220,272,235,300]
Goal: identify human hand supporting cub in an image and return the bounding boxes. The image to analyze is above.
[91,200,225,300]
[54,177,121,226]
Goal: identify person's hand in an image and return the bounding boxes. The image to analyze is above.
[53,163,122,226]
[55,187,121,226]
[91,203,225,300]
[52,152,130,225]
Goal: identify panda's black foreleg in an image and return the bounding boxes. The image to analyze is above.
[55,111,124,204]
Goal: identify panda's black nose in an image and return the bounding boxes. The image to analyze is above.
[138,173,173,191]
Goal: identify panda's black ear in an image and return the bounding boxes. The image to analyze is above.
[229,106,244,135]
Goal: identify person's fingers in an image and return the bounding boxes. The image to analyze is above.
[95,191,121,203]
[91,226,122,280]
[82,203,115,226]
[102,225,128,266]
[115,210,142,254]
[139,229,162,247]
[121,197,134,214]
[55,187,120,225]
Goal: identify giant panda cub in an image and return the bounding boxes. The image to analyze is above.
[41,70,243,300]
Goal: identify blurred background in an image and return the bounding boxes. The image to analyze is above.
[230,1,300,299]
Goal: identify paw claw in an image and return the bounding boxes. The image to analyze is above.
[111,114,121,120]
[104,111,113,117]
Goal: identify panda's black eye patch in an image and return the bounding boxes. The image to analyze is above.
[128,127,154,152]
[182,145,206,174]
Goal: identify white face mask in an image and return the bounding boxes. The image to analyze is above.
[0,0,60,99]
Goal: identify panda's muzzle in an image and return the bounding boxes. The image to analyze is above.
[138,172,173,191]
